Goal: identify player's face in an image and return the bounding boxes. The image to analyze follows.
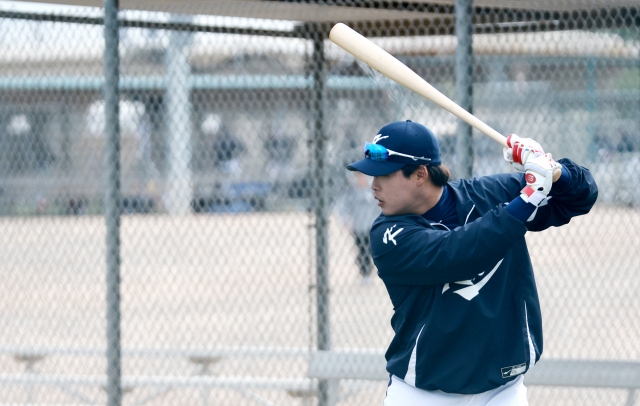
[371,169,422,216]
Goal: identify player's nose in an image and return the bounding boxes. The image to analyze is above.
[371,177,380,191]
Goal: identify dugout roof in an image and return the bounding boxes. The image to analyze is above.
[14,0,640,36]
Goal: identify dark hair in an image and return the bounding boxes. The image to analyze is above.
[401,164,451,187]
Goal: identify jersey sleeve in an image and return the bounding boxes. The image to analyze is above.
[371,208,527,286]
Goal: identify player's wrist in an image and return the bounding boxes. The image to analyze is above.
[506,194,538,222]
[519,186,547,206]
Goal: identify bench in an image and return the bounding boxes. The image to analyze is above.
[2,346,639,406]
[0,346,315,406]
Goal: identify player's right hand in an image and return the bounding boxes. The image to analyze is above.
[503,134,544,172]
[520,153,562,206]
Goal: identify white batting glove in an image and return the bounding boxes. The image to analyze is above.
[503,134,545,172]
[520,153,562,206]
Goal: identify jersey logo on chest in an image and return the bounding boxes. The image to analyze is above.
[441,259,504,300]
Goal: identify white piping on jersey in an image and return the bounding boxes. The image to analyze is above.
[525,301,537,368]
[404,324,425,387]
[435,205,478,294]
[527,197,551,222]
[429,222,450,231]
[429,205,475,231]
[464,204,475,225]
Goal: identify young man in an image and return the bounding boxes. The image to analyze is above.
[346,120,598,405]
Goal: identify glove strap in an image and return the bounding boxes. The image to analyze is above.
[521,186,546,206]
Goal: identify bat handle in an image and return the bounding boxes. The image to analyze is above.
[552,168,562,182]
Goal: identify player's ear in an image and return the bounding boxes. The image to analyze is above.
[414,165,429,185]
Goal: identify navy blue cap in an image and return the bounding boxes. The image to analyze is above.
[347,120,441,176]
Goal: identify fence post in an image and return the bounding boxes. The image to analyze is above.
[164,16,193,215]
[310,25,336,406]
[455,0,474,179]
[586,57,597,163]
[103,0,123,405]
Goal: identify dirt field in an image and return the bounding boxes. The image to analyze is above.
[0,205,638,405]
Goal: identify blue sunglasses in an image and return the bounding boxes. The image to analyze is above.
[364,142,431,162]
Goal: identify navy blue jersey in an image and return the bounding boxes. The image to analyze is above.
[370,158,598,394]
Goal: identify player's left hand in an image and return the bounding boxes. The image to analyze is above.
[520,153,563,206]
[503,134,545,172]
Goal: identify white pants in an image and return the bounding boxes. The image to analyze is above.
[383,374,528,406]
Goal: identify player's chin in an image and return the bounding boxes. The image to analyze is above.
[380,205,394,216]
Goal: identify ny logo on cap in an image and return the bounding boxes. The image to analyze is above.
[372,134,389,144]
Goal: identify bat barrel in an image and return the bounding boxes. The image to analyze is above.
[329,23,508,148]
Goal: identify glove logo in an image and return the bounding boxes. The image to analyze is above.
[383,224,403,245]
[526,173,536,184]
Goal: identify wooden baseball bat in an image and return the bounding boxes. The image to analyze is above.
[329,23,561,180]
[329,23,506,147]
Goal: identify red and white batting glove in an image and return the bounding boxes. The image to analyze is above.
[520,153,562,206]
[503,134,545,172]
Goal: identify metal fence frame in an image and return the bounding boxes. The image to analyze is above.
[0,2,638,406]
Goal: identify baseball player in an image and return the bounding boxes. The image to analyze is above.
[346,120,598,405]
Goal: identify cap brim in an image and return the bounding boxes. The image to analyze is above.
[346,158,405,176]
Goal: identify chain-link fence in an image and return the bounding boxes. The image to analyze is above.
[0,1,638,405]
